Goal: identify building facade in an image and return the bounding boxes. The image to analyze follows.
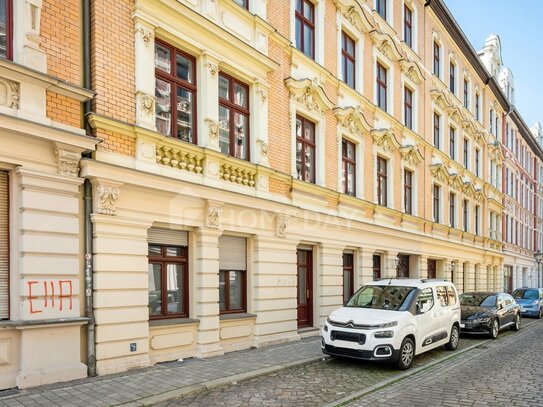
[0,0,540,389]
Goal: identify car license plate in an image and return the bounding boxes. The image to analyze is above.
[460,323,465,328]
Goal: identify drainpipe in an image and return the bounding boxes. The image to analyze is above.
[82,0,96,377]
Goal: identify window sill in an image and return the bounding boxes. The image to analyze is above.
[219,313,256,321]
[149,317,200,327]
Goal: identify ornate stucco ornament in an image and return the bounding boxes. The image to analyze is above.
[369,30,404,62]
[206,200,223,229]
[55,148,81,177]
[0,78,20,109]
[333,0,375,33]
[334,106,371,138]
[371,128,401,152]
[430,88,450,110]
[136,26,154,46]
[447,105,465,124]
[96,184,120,216]
[276,213,289,238]
[487,141,505,164]
[399,145,423,166]
[285,77,334,116]
[429,163,450,184]
[448,173,465,191]
[399,59,425,85]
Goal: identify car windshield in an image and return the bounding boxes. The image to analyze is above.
[459,293,496,307]
[346,285,415,311]
[512,289,538,300]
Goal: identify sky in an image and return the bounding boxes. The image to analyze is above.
[444,0,543,128]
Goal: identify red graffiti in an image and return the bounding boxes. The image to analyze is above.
[27,280,74,314]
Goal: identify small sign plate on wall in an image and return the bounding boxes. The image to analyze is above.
[130,343,137,352]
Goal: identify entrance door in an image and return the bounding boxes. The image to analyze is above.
[396,255,410,278]
[297,249,313,328]
[427,259,437,279]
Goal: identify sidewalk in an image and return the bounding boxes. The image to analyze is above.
[0,337,323,407]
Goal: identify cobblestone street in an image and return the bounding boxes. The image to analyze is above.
[157,319,540,406]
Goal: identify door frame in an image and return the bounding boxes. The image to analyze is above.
[296,248,313,329]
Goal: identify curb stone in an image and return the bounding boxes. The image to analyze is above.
[114,355,328,407]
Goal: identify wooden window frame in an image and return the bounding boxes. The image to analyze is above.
[218,72,251,161]
[475,205,480,236]
[404,86,413,130]
[433,184,440,223]
[449,192,456,228]
[475,148,480,177]
[376,62,387,111]
[449,61,456,94]
[296,115,316,183]
[342,252,354,305]
[219,269,247,314]
[433,112,440,149]
[155,39,197,144]
[404,169,413,214]
[449,126,456,159]
[234,0,249,9]
[295,0,315,59]
[0,0,13,60]
[463,199,469,232]
[372,254,381,280]
[342,138,356,196]
[341,31,356,89]
[463,137,469,168]
[433,42,440,77]
[404,4,412,48]
[148,244,189,320]
[475,93,480,121]
[376,0,387,20]
[463,78,469,108]
[377,156,388,206]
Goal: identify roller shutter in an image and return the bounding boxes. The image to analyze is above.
[219,236,246,270]
[0,172,8,319]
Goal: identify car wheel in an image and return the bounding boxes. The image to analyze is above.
[445,325,459,351]
[489,319,499,339]
[512,313,521,331]
[396,337,415,370]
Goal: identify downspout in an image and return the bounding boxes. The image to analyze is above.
[82,0,96,377]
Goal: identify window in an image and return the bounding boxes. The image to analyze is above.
[475,92,480,121]
[463,78,469,108]
[449,126,456,159]
[449,62,456,94]
[463,199,469,232]
[404,87,413,130]
[404,169,413,214]
[436,286,447,307]
[433,184,440,223]
[372,254,381,280]
[433,42,440,77]
[233,0,249,9]
[342,139,356,196]
[489,109,494,134]
[433,112,441,149]
[295,0,315,59]
[404,4,412,48]
[343,252,354,305]
[376,0,386,20]
[148,232,189,319]
[416,288,434,313]
[0,0,12,60]
[0,171,7,319]
[296,115,316,183]
[377,156,388,206]
[155,41,197,143]
[342,31,356,89]
[446,286,457,306]
[219,236,247,313]
[449,192,456,228]
[475,205,480,235]
[376,62,387,111]
[219,73,250,160]
[463,137,469,168]
[475,148,480,177]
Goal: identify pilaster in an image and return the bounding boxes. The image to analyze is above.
[318,244,344,326]
[359,249,374,286]
[133,18,157,131]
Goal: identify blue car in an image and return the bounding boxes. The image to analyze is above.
[511,288,543,319]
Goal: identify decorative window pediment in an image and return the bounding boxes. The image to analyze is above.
[487,141,505,163]
[399,145,423,166]
[371,128,401,152]
[449,173,465,191]
[463,182,484,202]
[430,88,450,110]
[462,119,477,137]
[369,30,404,62]
[334,0,375,33]
[399,59,425,85]
[430,163,450,183]
[334,106,371,137]
[447,105,465,124]
[285,77,334,116]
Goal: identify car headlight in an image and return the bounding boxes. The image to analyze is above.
[374,330,394,338]
[323,323,329,332]
[475,316,490,323]
[532,301,539,306]
[377,321,398,328]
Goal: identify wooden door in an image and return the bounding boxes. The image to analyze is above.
[297,249,313,328]
[396,255,410,278]
[372,254,381,280]
[427,259,437,279]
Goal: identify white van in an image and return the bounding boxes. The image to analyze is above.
[321,278,461,369]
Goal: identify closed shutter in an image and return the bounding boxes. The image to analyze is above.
[0,172,8,319]
[219,236,246,270]
[148,228,188,246]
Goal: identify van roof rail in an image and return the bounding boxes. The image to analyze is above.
[420,278,449,283]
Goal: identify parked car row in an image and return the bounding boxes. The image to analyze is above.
[321,278,540,370]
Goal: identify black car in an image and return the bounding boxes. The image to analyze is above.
[459,292,521,339]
